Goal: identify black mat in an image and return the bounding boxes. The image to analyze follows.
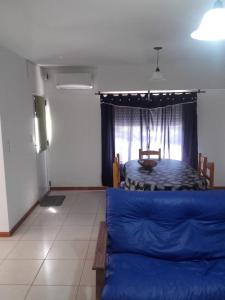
[40,195,65,207]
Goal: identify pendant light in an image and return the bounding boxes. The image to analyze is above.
[150,47,166,81]
[191,0,225,41]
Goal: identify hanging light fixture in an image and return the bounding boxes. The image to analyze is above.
[191,0,225,41]
[150,47,166,81]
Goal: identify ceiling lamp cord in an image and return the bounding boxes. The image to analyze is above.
[156,49,160,72]
[150,47,166,81]
[214,0,223,8]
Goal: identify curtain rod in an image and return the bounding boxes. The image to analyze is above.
[95,89,205,95]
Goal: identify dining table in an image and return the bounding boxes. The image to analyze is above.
[124,159,207,191]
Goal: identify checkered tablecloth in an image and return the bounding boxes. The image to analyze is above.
[124,159,207,191]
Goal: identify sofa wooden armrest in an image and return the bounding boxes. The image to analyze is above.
[92,221,107,300]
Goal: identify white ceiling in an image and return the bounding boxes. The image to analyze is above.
[0,0,225,66]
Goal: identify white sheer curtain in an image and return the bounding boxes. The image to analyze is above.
[114,107,142,163]
[115,105,182,163]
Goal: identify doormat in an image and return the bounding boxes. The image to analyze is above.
[40,195,65,207]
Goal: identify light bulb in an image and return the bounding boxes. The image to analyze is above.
[191,8,225,41]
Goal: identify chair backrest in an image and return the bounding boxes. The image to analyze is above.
[204,161,215,188]
[139,148,161,160]
[112,153,120,188]
[107,189,225,261]
[198,153,207,176]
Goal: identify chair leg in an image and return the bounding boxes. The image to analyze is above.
[96,269,105,300]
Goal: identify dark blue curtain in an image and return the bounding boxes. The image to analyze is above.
[182,102,198,169]
[100,92,198,186]
[101,92,196,108]
[101,103,115,186]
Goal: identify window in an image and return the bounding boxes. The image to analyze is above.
[114,105,182,163]
[34,95,48,153]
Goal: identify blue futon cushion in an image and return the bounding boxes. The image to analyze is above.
[102,253,225,300]
[106,189,225,260]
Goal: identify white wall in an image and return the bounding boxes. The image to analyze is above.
[97,62,225,91]
[0,47,47,231]
[198,90,225,186]
[44,70,101,187]
[0,118,9,231]
[0,48,223,231]
[44,64,225,187]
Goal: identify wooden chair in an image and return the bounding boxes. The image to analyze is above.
[139,148,161,161]
[204,161,215,188]
[112,153,120,188]
[198,153,207,176]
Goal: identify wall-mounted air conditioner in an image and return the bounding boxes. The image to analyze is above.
[56,73,93,90]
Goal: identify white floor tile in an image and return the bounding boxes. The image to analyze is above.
[0,191,106,297]
[94,214,105,226]
[0,225,28,241]
[30,205,45,214]
[90,226,99,241]
[86,241,97,260]
[22,212,40,226]
[26,285,76,300]
[0,259,43,284]
[77,192,101,202]
[80,260,96,286]
[34,259,84,286]
[77,286,96,300]
[49,191,75,196]
[47,241,89,260]
[98,199,106,214]
[21,226,60,241]
[7,241,53,259]
[0,285,29,300]
[78,191,105,201]
[0,241,18,259]
[32,213,68,226]
[61,200,76,209]
[60,194,79,202]
[64,214,96,226]
[78,192,105,205]
[56,226,93,241]
[71,200,99,214]
[40,206,71,214]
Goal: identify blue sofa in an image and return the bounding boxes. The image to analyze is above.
[100,189,225,300]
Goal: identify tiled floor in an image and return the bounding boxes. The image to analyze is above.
[0,190,106,300]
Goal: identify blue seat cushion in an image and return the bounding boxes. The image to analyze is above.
[107,189,225,260]
[102,253,225,300]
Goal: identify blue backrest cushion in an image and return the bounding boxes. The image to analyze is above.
[106,189,225,261]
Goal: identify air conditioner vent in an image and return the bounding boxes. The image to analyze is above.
[56,73,93,90]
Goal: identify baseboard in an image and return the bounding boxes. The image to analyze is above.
[0,232,10,237]
[0,190,50,238]
[9,200,40,236]
[50,186,106,191]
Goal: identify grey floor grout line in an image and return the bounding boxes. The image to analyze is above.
[74,192,101,299]
[23,190,97,299]
[0,212,40,260]
[23,194,72,300]
[0,191,105,299]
